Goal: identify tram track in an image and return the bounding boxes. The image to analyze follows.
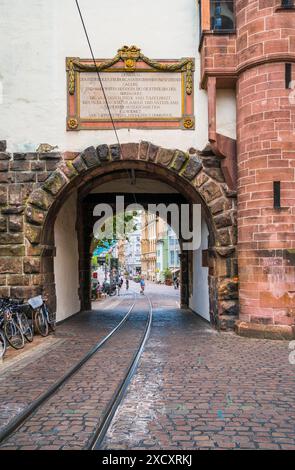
[0,293,153,450]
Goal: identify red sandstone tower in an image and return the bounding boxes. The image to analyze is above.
[200,0,295,337]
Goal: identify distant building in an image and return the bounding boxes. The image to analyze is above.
[141,212,157,282]
[125,216,142,276]
[167,226,180,278]
[142,212,180,282]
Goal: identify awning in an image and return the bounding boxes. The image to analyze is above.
[171,268,180,274]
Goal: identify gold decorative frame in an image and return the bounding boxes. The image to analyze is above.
[66,46,195,131]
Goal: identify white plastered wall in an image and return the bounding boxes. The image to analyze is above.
[189,218,210,321]
[54,190,80,322]
[0,0,209,153]
[216,89,237,139]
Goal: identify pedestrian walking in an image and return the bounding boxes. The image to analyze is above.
[126,278,129,290]
[140,276,145,295]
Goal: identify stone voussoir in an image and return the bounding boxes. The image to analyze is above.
[181,156,202,180]
[156,148,176,167]
[213,211,233,229]
[72,154,88,173]
[42,170,68,196]
[203,167,225,182]
[96,144,110,162]
[25,224,42,245]
[80,146,100,168]
[110,144,122,161]
[28,189,54,211]
[209,196,232,215]
[25,205,46,226]
[217,227,232,247]
[147,143,160,161]
[200,179,223,203]
[138,141,149,160]
[194,171,209,188]
[57,161,78,180]
[121,143,139,160]
[169,150,188,172]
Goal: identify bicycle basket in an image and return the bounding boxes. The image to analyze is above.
[28,295,43,309]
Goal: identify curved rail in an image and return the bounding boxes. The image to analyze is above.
[88,294,153,450]
[0,293,137,445]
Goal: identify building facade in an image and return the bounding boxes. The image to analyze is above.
[124,217,142,276]
[0,1,294,338]
[141,212,157,282]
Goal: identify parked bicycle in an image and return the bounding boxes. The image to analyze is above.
[0,298,25,350]
[28,295,56,337]
[0,295,56,358]
[0,328,6,359]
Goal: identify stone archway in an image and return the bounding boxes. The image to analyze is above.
[19,142,237,329]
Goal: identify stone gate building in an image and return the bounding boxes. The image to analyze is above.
[0,0,294,339]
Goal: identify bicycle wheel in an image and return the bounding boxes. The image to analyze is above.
[44,304,56,332]
[4,320,25,349]
[0,330,6,359]
[34,308,49,337]
[18,312,34,342]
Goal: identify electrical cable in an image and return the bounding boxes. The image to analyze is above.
[74,0,138,205]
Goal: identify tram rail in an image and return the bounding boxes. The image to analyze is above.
[0,292,153,450]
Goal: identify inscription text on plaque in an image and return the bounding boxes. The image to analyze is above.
[66,46,194,130]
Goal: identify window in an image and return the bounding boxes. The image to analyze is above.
[273,181,281,209]
[210,1,234,31]
[285,63,292,89]
[281,0,294,8]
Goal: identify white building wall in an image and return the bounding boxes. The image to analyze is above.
[216,89,237,139]
[0,0,235,153]
[54,191,80,322]
[189,218,210,321]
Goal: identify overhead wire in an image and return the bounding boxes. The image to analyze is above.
[74,0,138,205]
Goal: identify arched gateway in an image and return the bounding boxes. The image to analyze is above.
[1,141,238,330]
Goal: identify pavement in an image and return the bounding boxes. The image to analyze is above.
[0,282,294,450]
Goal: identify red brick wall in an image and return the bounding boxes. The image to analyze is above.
[236,0,295,326]
[236,0,295,72]
[200,33,237,87]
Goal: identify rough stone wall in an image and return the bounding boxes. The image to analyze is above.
[0,140,63,299]
[236,0,295,328]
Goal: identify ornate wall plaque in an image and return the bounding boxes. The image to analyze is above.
[66,46,195,131]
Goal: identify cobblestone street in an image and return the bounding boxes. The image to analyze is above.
[0,283,294,450]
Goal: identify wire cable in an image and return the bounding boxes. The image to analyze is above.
[74,1,138,206]
[74,0,121,147]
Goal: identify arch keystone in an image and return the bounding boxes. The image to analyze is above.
[121,143,139,160]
